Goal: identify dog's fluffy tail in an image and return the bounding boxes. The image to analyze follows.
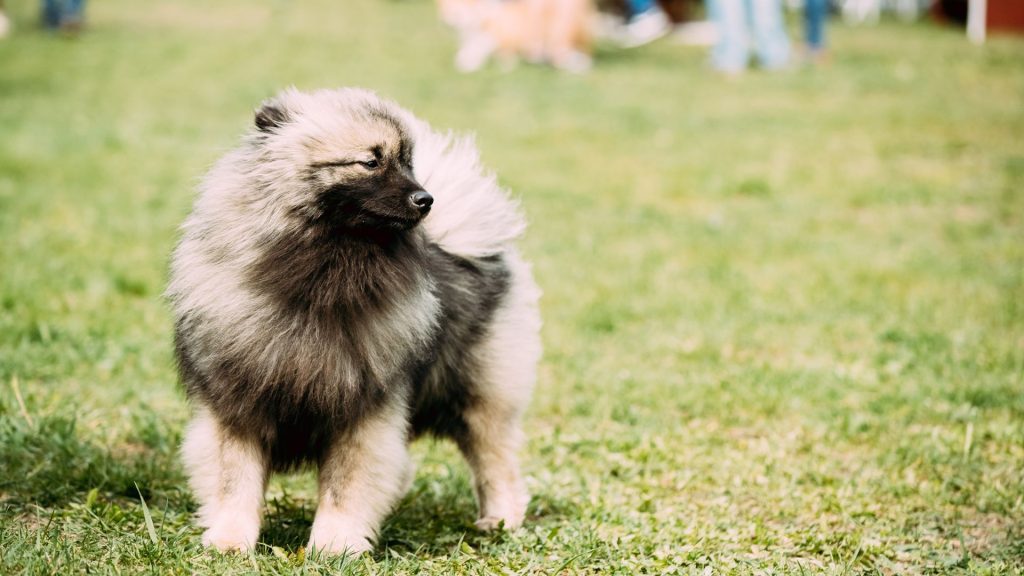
[407,118,526,258]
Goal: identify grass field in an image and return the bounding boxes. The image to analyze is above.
[1,0,1023,573]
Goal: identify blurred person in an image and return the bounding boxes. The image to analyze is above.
[616,0,672,47]
[436,0,593,73]
[804,0,828,62]
[707,0,790,74]
[42,0,85,32]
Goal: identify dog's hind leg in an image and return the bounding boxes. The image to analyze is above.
[307,398,411,556]
[459,250,542,531]
[458,400,531,531]
[182,407,268,552]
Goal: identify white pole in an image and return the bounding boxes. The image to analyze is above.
[967,0,987,45]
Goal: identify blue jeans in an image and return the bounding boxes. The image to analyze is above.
[804,0,827,51]
[42,0,84,28]
[709,0,790,72]
[628,0,657,18]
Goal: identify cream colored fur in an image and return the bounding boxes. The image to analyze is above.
[462,248,542,528]
[182,407,268,551]
[308,396,413,555]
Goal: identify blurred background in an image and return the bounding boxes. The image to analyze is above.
[0,0,1022,573]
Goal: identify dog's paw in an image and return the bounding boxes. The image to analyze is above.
[307,534,372,556]
[476,485,528,532]
[474,513,523,532]
[201,522,258,552]
[307,519,373,556]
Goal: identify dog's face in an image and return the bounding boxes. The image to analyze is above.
[252,89,432,235]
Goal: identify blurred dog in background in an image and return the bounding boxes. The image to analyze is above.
[436,0,593,73]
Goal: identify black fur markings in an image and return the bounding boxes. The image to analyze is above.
[305,135,424,233]
[247,221,425,312]
[309,159,361,169]
[255,102,289,132]
[410,251,511,441]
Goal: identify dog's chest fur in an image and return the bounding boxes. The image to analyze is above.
[175,228,509,468]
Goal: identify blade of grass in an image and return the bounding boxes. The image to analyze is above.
[11,376,34,427]
[134,483,159,546]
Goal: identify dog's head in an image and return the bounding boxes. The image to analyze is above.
[249,88,431,237]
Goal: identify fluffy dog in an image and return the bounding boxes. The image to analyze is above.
[437,0,593,73]
[167,88,542,555]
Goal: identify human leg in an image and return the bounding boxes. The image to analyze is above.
[748,0,790,69]
[708,0,750,73]
[805,0,828,53]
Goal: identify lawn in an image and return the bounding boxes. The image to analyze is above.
[1,0,1023,573]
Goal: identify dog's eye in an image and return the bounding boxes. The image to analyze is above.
[360,159,380,170]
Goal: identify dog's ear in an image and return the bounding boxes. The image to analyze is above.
[254,98,290,132]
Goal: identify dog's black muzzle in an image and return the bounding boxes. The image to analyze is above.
[408,190,433,216]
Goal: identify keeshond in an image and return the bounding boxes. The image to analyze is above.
[167,88,541,555]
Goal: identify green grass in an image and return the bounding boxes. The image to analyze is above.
[1,0,1023,573]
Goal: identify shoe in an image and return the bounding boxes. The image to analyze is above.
[617,8,671,48]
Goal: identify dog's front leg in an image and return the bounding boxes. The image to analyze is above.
[455,30,497,73]
[182,407,268,552]
[308,399,411,556]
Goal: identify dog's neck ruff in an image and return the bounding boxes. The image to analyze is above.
[247,225,432,316]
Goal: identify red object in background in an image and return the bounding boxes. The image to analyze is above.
[934,0,1024,33]
[988,0,1024,32]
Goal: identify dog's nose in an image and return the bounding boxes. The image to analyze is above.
[409,190,433,214]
